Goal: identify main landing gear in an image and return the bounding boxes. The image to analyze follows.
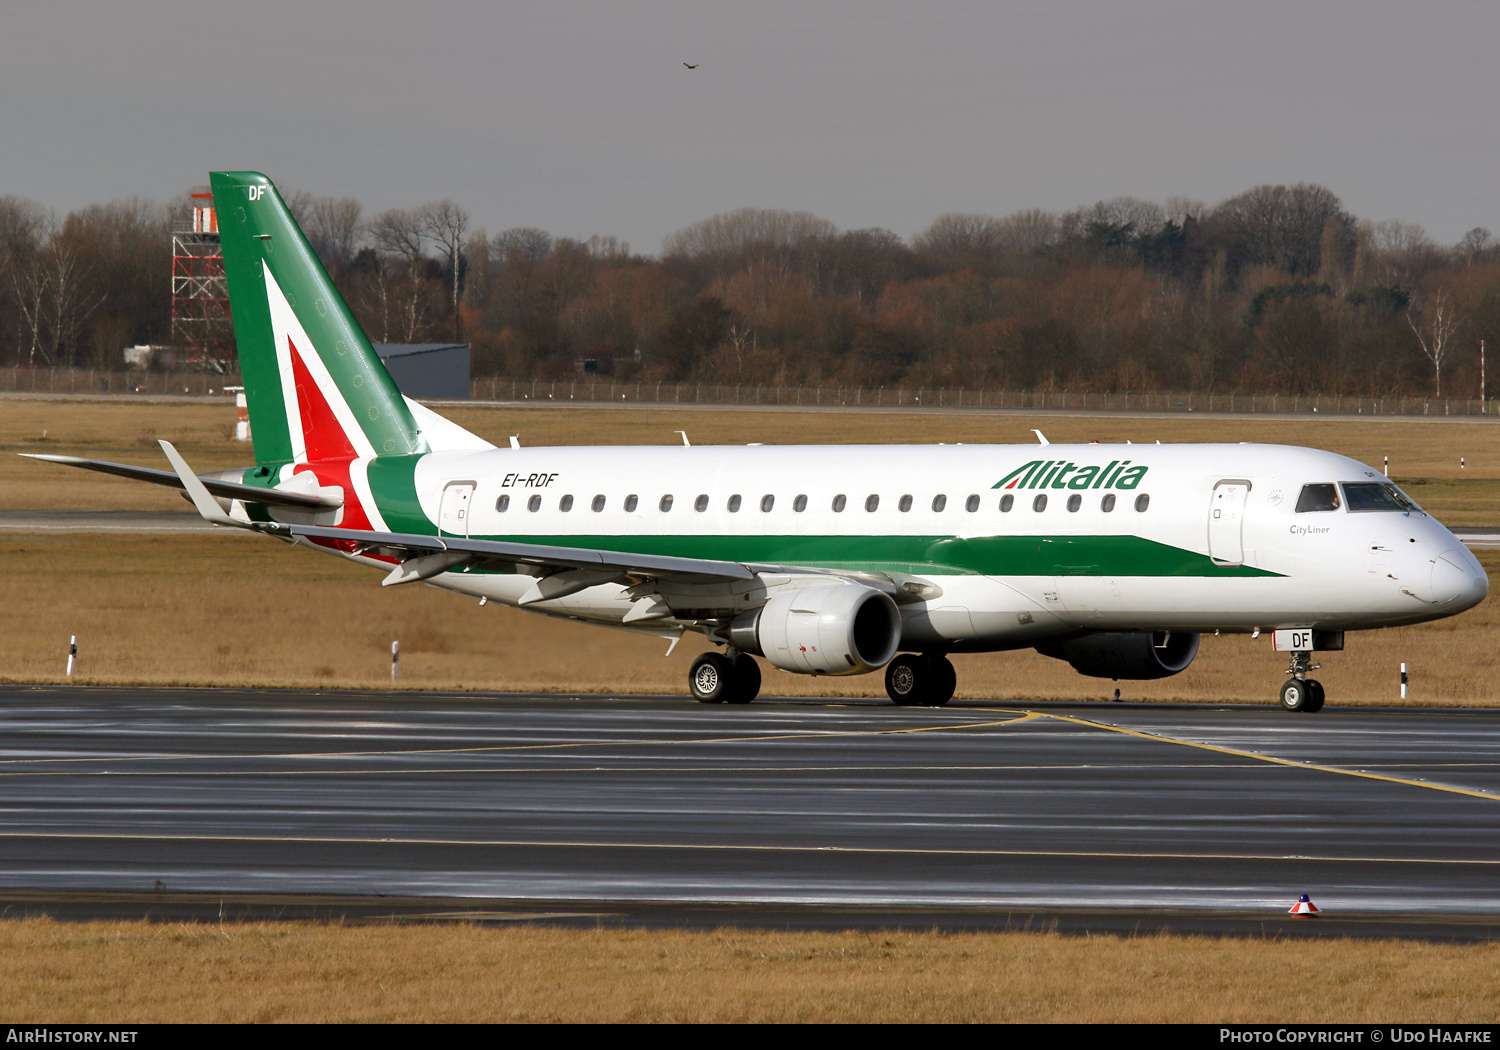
[885,653,957,707]
[690,651,762,704]
[1279,650,1325,713]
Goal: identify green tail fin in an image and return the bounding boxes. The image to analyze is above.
[210,171,424,464]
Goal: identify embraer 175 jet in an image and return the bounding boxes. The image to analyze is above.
[27,173,1490,712]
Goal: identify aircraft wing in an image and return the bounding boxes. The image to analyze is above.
[277,522,758,587]
[19,453,341,511]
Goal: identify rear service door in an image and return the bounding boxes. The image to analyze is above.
[1208,480,1250,565]
[439,482,477,537]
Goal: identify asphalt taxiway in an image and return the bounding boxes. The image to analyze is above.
[1,687,1499,936]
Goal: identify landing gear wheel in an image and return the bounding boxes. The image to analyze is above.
[885,654,957,707]
[1303,679,1325,714]
[724,654,761,705]
[1279,678,1310,712]
[885,655,926,706]
[924,654,957,707]
[690,652,735,703]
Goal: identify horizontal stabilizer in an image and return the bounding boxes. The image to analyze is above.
[20,453,342,511]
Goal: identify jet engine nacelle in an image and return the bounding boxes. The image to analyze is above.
[1036,630,1200,680]
[730,585,901,675]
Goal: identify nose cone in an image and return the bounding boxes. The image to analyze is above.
[1432,547,1488,611]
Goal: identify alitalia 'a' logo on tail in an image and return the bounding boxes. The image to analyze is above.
[993,459,1149,490]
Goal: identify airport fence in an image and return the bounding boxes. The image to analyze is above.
[1,367,242,396]
[5,366,1499,418]
[468,377,1500,418]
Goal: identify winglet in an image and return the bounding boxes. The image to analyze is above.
[158,440,237,526]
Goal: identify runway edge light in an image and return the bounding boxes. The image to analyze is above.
[1288,894,1320,916]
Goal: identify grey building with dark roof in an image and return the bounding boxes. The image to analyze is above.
[374,343,470,400]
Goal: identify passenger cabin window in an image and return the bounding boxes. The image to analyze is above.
[559,494,574,512]
[898,494,913,512]
[999,494,1014,512]
[591,495,605,512]
[1032,494,1048,512]
[727,494,742,512]
[865,494,880,512]
[1342,482,1419,513]
[761,494,775,512]
[1067,494,1082,512]
[793,494,808,512]
[527,495,542,512]
[1134,494,1150,512]
[1101,493,1116,512]
[659,495,674,512]
[496,495,510,512]
[624,494,639,513]
[965,494,980,512]
[832,494,847,512]
[932,495,947,512]
[1295,484,1340,513]
[694,494,709,512]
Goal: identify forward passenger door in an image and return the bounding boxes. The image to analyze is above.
[1207,480,1250,566]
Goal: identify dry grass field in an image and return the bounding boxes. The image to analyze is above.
[2,532,1498,703]
[3,397,1499,702]
[4,397,1500,519]
[3,919,1499,1023]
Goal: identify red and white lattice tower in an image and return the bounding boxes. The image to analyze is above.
[170,187,235,372]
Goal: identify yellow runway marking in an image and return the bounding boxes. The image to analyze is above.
[0,829,1491,868]
[1035,712,1500,803]
[0,713,1043,767]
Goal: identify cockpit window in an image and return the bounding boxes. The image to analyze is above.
[1341,482,1420,513]
[1295,483,1340,513]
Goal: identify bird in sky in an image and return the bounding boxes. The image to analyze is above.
[683,62,698,69]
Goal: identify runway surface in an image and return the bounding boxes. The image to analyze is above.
[2,686,1500,934]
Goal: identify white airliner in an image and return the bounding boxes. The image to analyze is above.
[26,173,1490,712]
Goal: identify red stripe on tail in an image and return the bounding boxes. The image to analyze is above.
[289,337,358,464]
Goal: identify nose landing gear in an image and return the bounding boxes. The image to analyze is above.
[1279,650,1325,713]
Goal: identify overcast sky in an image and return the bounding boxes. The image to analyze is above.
[3,1,1497,251]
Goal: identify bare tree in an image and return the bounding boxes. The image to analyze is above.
[283,191,315,231]
[307,197,364,274]
[420,200,469,340]
[1059,197,1165,241]
[370,209,428,342]
[370,208,423,262]
[1461,227,1493,264]
[1363,220,1443,291]
[1213,183,1354,277]
[915,209,1060,264]
[913,213,1006,258]
[1165,196,1205,226]
[994,208,1061,254]
[664,208,837,280]
[43,236,105,367]
[1408,287,1459,396]
[11,252,49,366]
[492,227,554,264]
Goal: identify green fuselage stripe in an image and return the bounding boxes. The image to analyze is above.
[455,531,1280,578]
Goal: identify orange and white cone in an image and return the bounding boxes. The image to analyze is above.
[1288,894,1319,915]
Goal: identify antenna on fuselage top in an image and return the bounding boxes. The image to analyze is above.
[675,431,691,447]
[1031,429,1049,445]
[509,435,520,449]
